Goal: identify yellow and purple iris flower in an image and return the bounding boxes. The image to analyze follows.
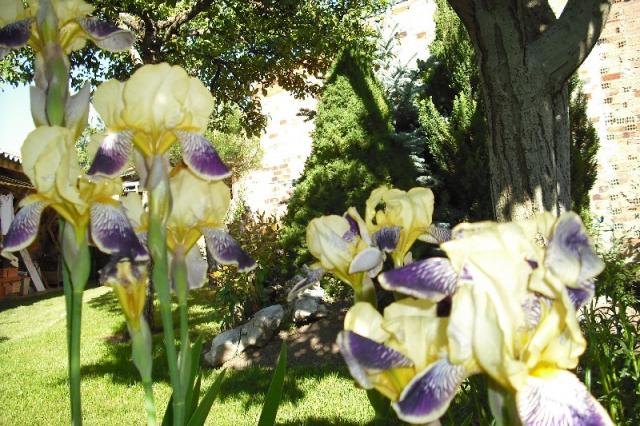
[121,166,256,290]
[0,0,133,59]
[306,207,384,291]
[364,186,449,266]
[340,212,613,425]
[87,63,230,182]
[1,126,146,261]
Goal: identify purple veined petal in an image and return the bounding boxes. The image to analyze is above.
[419,224,452,244]
[372,226,400,252]
[1,200,47,256]
[568,279,595,310]
[546,212,604,284]
[0,19,31,58]
[176,131,231,181]
[516,370,613,426]
[342,213,360,242]
[203,228,256,272]
[90,202,148,260]
[337,330,414,389]
[88,131,133,177]
[79,17,135,52]
[392,358,466,424]
[349,247,383,274]
[378,257,458,301]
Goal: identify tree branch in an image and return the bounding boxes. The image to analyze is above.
[159,0,216,43]
[529,0,611,91]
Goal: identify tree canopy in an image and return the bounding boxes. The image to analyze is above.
[1,0,386,135]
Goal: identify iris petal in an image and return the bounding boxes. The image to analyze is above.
[546,212,604,287]
[0,19,31,57]
[349,247,383,274]
[378,257,458,301]
[79,18,135,52]
[372,226,401,252]
[337,330,414,389]
[203,228,256,272]
[516,370,613,426]
[419,224,452,244]
[176,131,231,180]
[1,200,46,256]
[392,358,466,424]
[90,202,148,260]
[567,279,595,310]
[87,131,133,177]
[185,245,207,289]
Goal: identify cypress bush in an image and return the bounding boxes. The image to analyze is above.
[280,49,417,266]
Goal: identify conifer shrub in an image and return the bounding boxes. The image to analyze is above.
[281,49,417,266]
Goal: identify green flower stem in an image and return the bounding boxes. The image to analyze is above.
[130,320,157,426]
[147,159,183,425]
[62,223,90,426]
[487,380,521,426]
[35,0,69,127]
[171,248,194,411]
[353,273,377,308]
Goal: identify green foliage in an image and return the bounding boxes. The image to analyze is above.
[416,0,492,223]
[578,244,640,425]
[281,48,418,267]
[211,204,288,329]
[569,74,600,214]
[1,0,386,135]
[257,342,288,426]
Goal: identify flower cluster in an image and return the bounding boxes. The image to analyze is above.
[306,185,448,302]
[337,211,613,425]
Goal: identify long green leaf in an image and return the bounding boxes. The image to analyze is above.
[186,369,226,426]
[257,342,288,426]
[185,337,204,418]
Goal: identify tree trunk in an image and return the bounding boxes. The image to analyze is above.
[448,0,611,221]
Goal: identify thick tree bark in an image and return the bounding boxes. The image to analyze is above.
[448,0,610,220]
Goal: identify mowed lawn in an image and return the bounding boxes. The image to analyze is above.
[0,286,377,425]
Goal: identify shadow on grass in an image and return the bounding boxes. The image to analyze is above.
[0,288,64,310]
[204,365,354,411]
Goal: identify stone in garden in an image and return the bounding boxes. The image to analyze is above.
[293,283,328,324]
[240,304,285,348]
[204,327,244,367]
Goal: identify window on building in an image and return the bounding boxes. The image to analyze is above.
[601,82,610,89]
[612,208,622,215]
[618,41,626,48]
[607,134,616,140]
[626,124,636,131]
[604,97,613,104]
[623,101,628,108]
[600,67,609,74]
[609,179,620,186]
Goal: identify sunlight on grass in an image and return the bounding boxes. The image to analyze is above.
[0,287,380,425]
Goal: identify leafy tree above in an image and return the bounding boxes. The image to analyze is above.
[1,0,386,135]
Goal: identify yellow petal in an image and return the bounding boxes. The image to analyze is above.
[306,215,353,276]
[383,298,446,370]
[123,63,214,136]
[93,79,127,129]
[168,166,229,247]
[343,302,390,343]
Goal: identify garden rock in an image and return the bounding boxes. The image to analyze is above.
[204,327,244,367]
[240,304,285,348]
[204,304,285,367]
[292,284,328,324]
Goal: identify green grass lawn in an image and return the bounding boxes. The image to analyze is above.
[0,286,378,425]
